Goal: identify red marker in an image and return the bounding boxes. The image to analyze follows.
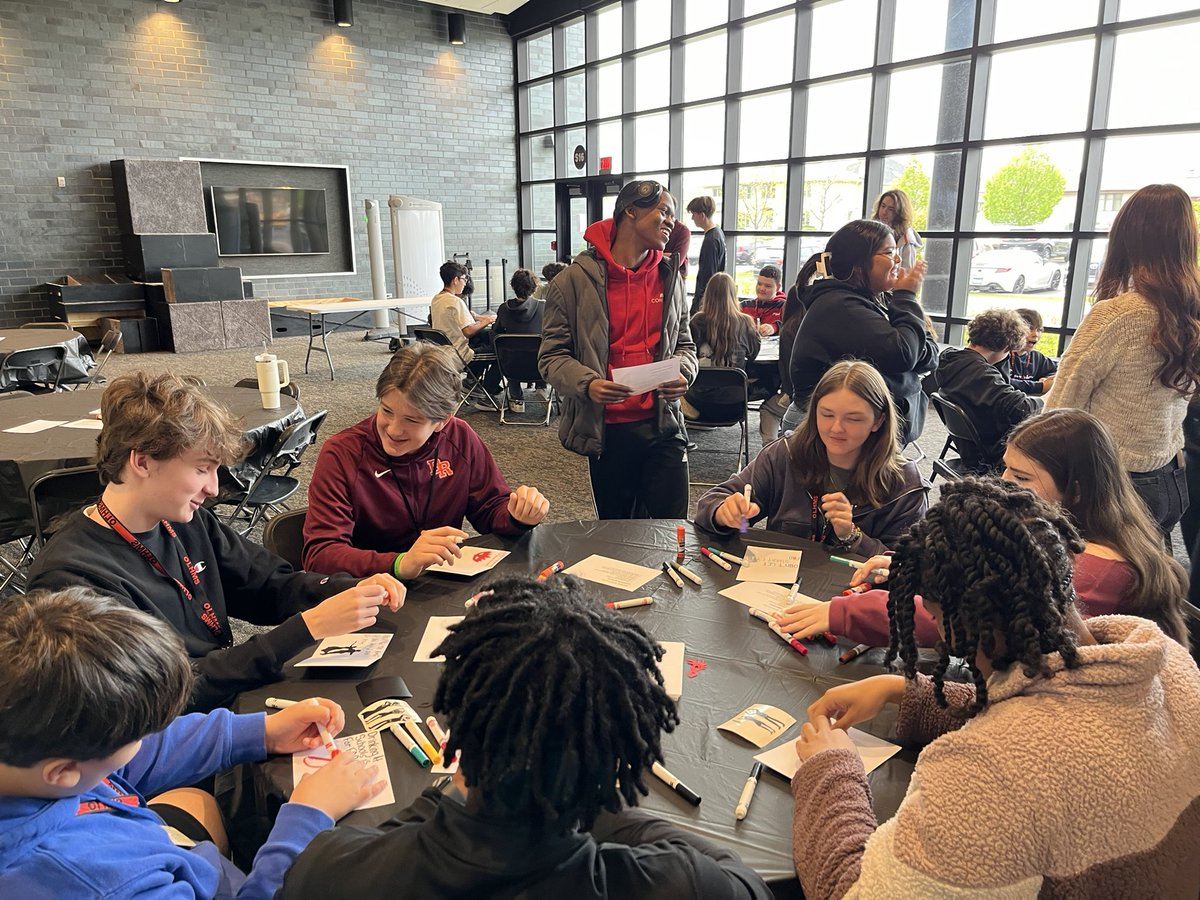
[820,631,838,646]
[841,583,871,596]
[537,560,565,581]
[699,547,732,571]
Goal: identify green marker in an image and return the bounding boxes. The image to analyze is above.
[828,555,859,568]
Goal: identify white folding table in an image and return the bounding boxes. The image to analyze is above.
[284,297,431,380]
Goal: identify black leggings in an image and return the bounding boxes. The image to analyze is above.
[587,419,689,519]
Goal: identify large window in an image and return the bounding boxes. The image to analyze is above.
[515,1,1200,352]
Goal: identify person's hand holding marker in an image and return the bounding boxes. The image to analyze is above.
[850,554,892,587]
[588,378,635,405]
[656,375,688,401]
[819,492,856,541]
[395,526,469,579]
[776,597,832,640]
[508,485,550,526]
[265,697,346,754]
[714,487,760,530]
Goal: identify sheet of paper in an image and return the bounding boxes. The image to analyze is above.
[736,545,803,584]
[292,730,395,811]
[718,582,793,613]
[610,357,681,395]
[563,554,660,591]
[425,546,509,576]
[657,641,684,701]
[718,704,797,748]
[3,420,66,434]
[60,418,104,430]
[295,633,392,668]
[755,727,901,778]
[414,615,464,662]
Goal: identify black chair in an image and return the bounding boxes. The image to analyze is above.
[29,465,104,552]
[411,327,500,414]
[493,334,554,426]
[82,328,122,390]
[234,377,301,402]
[685,367,750,488]
[928,392,987,482]
[0,346,66,393]
[263,507,307,571]
[216,410,328,533]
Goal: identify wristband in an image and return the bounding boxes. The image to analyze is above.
[837,525,863,550]
[393,552,407,578]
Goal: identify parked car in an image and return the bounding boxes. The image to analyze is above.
[736,240,755,264]
[751,242,785,269]
[969,249,1063,294]
[1087,248,1105,286]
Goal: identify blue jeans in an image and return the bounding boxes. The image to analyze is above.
[1129,457,1188,540]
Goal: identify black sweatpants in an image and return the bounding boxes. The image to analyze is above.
[587,419,689,519]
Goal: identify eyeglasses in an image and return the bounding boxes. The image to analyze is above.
[876,249,901,260]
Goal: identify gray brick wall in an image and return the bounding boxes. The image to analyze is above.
[0,0,518,325]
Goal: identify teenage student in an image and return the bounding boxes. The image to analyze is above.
[1046,183,1200,535]
[26,372,404,713]
[682,273,761,422]
[686,194,726,314]
[741,264,786,336]
[777,409,1191,650]
[0,587,384,898]
[789,219,937,445]
[494,267,546,414]
[1005,307,1057,395]
[870,189,923,270]
[789,478,1200,897]
[304,344,550,579]
[539,179,697,519]
[429,259,502,402]
[694,360,929,557]
[279,576,772,900]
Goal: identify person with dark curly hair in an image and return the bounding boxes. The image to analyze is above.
[533,260,568,299]
[935,307,1041,471]
[279,576,771,900]
[789,478,1200,898]
[495,267,546,413]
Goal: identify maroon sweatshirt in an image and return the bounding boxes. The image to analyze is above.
[740,289,786,334]
[302,415,530,577]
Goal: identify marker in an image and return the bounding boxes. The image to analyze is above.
[715,549,746,565]
[748,608,809,656]
[747,607,774,625]
[267,698,338,755]
[820,631,839,646]
[425,716,448,751]
[700,547,732,570]
[607,597,654,609]
[399,701,441,765]
[465,589,494,608]
[662,561,685,588]
[841,583,871,596]
[828,555,859,569]
[388,723,432,768]
[786,581,801,605]
[676,525,686,559]
[265,697,296,710]
[537,560,565,581]
[839,643,872,664]
[868,567,890,583]
[669,559,702,586]
[739,485,751,534]
[651,761,702,806]
[735,762,763,821]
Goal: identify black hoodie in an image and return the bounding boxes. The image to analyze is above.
[936,346,1041,467]
[495,295,544,336]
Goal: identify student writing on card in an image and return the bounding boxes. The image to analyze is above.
[0,588,383,899]
[694,360,929,555]
[303,345,549,579]
[279,576,771,900]
[789,479,1200,898]
[26,373,404,713]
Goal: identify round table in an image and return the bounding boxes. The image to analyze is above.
[237,520,916,892]
[0,328,94,389]
[0,386,302,540]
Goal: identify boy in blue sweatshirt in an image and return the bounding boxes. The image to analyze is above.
[0,587,384,899]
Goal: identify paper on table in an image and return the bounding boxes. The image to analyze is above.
[413,615,464,662]
[3,420,67,434]
[754,727,901,778]
[718,704,797,748]
[295,633,392,668]
[657,641,684,701]
[425,546,509,576]
[610,357,681,395]
[61,418,104,430]
[292,730,395,811]
[718,582,793,614]
[563,554,660,591]
[736,545,803,584]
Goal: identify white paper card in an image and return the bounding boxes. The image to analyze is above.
[426,546,509,576]
[295,633,392,668]
[718,582,793,614]
[754,727,901,779]
[657,641,684,701]
[718,704,797,748]
[563,554,660,591]
[414,615,464,662]
[292,730,395,810]
[3,420,66,434]
[610,357,681,395]
[61,418,104,430]
[736,546,803,584]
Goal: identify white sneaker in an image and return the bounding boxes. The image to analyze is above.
[509,398,525,413]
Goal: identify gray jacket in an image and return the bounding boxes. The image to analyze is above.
[538,250,697,458]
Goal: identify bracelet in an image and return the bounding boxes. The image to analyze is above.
[392,552,406,578]
[837,525,863,549]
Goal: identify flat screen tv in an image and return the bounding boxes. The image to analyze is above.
[210,186,330,256]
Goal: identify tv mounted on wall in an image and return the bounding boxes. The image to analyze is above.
[210,186,330,256]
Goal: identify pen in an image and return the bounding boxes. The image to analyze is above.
[266,698,339,756]
[537,560,565,581]
[651,761,702,806]
[828,555,859,568]
[607,597,654,609]
[425,716,449,751]
[669,559,702,585]
[735,762,763,821]
[700,547,732,570]
[740,485,751,534]
[662,561,685,588]
[389,723,432,768]
[711,548,746,565]
[839,643,872,664]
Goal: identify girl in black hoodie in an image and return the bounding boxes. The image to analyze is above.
[496,268,545,412]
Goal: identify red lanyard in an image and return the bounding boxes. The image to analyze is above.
[77,777,141,816]
[94,499,226,642]
[810,494,830,544]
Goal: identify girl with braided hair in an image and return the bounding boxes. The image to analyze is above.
[280,576,772,900]
[777,409,1190,649]
[789,478,1200,898]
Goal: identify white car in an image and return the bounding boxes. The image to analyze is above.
[969,249,1063,294]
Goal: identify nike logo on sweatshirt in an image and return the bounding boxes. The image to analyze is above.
[374,469,388,478]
